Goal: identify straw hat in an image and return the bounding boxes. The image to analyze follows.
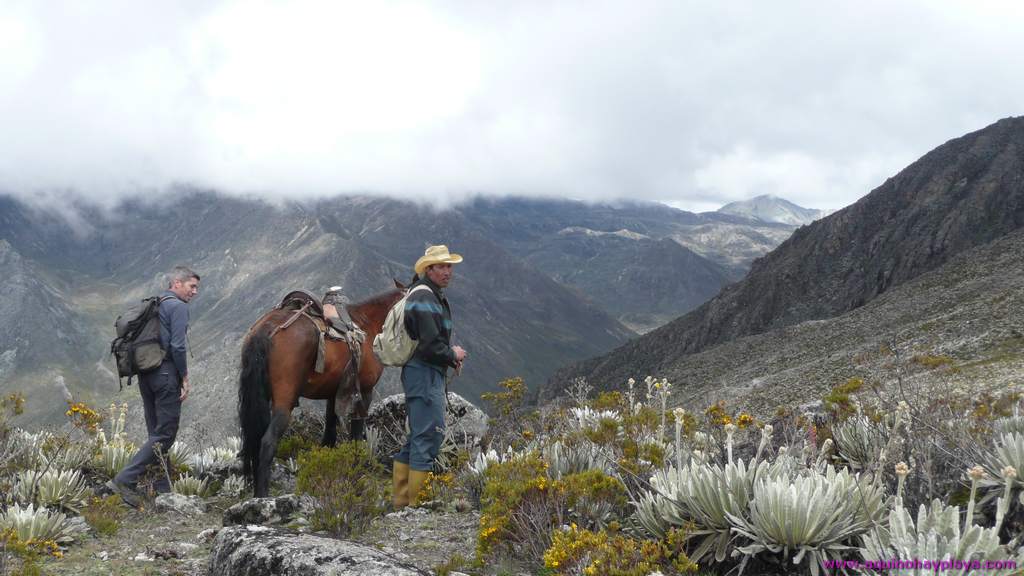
[414,245,463,275]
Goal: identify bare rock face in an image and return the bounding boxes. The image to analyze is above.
[222,494,317,527]
[209,525,430,575]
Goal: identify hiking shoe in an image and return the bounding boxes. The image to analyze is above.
[106,479,142,508]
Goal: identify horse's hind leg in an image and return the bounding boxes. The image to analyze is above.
[256,407,292,497]
[322,398,339,447]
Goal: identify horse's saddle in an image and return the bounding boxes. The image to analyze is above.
[278,289,355,341]
[276,288,366,374]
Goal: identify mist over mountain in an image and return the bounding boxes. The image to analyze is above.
[0,193,797,436]
[545,116,1024,401]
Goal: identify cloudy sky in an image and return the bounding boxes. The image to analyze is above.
[1,1,1022,212]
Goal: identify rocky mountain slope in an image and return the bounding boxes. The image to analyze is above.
[546,116,1024,398]
[543,226,1024,418]
[0,194,633,434]
[458,197,793,330]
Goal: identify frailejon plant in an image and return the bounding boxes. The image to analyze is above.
[0,503,87,545]
[860,496,1024,576]
[543,440,612,479]
[189,436,241,476]
[39,432,97,472]
[727,468,876,576]
[172,473,212,497]
[96,441,135,479]
[832,415,888,471]
[218,474,248,500]
[15,468,91,513]
[633,423,784,564]
[168,441,193,473]
[981,432,1024,499]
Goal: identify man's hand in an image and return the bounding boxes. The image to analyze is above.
[452,345,467,363]
[180,376,191,401]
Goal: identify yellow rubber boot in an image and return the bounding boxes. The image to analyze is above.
[408,469,430,507]
[392,461,410,509]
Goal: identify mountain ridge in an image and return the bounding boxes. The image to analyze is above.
[544,115,1024,398]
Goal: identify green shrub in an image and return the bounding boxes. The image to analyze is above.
[296,442,386,537]
[276,435,316,462]
[543,524,697,575]
[81,495,125,536]
[823,377,865,418]
[477,453,630,566]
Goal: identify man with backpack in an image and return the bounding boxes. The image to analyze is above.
[108,266,200,507]
[392,245,467,509]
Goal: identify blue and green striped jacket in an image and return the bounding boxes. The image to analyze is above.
[403,277,456,371]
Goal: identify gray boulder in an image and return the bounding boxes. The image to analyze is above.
[154,493,207,516]
[223,494,317,527]
[209,525,430,575]
[368,392,487,462]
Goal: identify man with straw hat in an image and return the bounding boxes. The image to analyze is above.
[392,245,468,508]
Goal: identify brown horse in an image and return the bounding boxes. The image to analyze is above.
[238,281,405,497]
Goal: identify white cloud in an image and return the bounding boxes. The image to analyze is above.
[0,0,1022,211]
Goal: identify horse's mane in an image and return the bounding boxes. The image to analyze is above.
[346,287,403,327]
[347,288,402,310]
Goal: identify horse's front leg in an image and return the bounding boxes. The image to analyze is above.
[256,404,293,497]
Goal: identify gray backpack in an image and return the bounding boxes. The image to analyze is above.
[373,285,432,366]
[110,295,172,387]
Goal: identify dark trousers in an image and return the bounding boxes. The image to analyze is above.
[115,360,181,492]
[394,359,446,471]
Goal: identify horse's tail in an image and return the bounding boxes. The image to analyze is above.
[238,329,272,486]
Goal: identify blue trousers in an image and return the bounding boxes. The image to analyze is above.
[394,359,446,471]
[115,360,181,492]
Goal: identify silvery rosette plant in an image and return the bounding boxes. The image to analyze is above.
[172,472,212,497]
[860,497,1024,576]
[544,440,612,478]
[218,474,248,499]
[994,414,1024,436]
[832,415,888,471]
[15,468,91,512]
[96,441,135,479]
[634,424,782,563]
[980,433,1024,500]
[565,403,618,430]
[168,440,193,472]
[0,503,88,544]
[189,436,241,476]
[727,467,876,576]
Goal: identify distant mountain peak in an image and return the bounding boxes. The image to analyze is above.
[717,195,829,225]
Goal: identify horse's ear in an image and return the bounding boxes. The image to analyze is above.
[394,278,406,290]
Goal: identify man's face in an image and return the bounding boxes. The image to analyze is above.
[172,278,200,302]
[426,263,453,288]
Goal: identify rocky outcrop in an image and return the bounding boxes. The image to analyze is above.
[547,116,1024,398]
[208,525,430,575]
[222,494,317,527]
[368,393,488,462]
[155,493,207,516]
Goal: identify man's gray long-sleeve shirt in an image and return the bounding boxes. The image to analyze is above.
[158,290,190,380]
